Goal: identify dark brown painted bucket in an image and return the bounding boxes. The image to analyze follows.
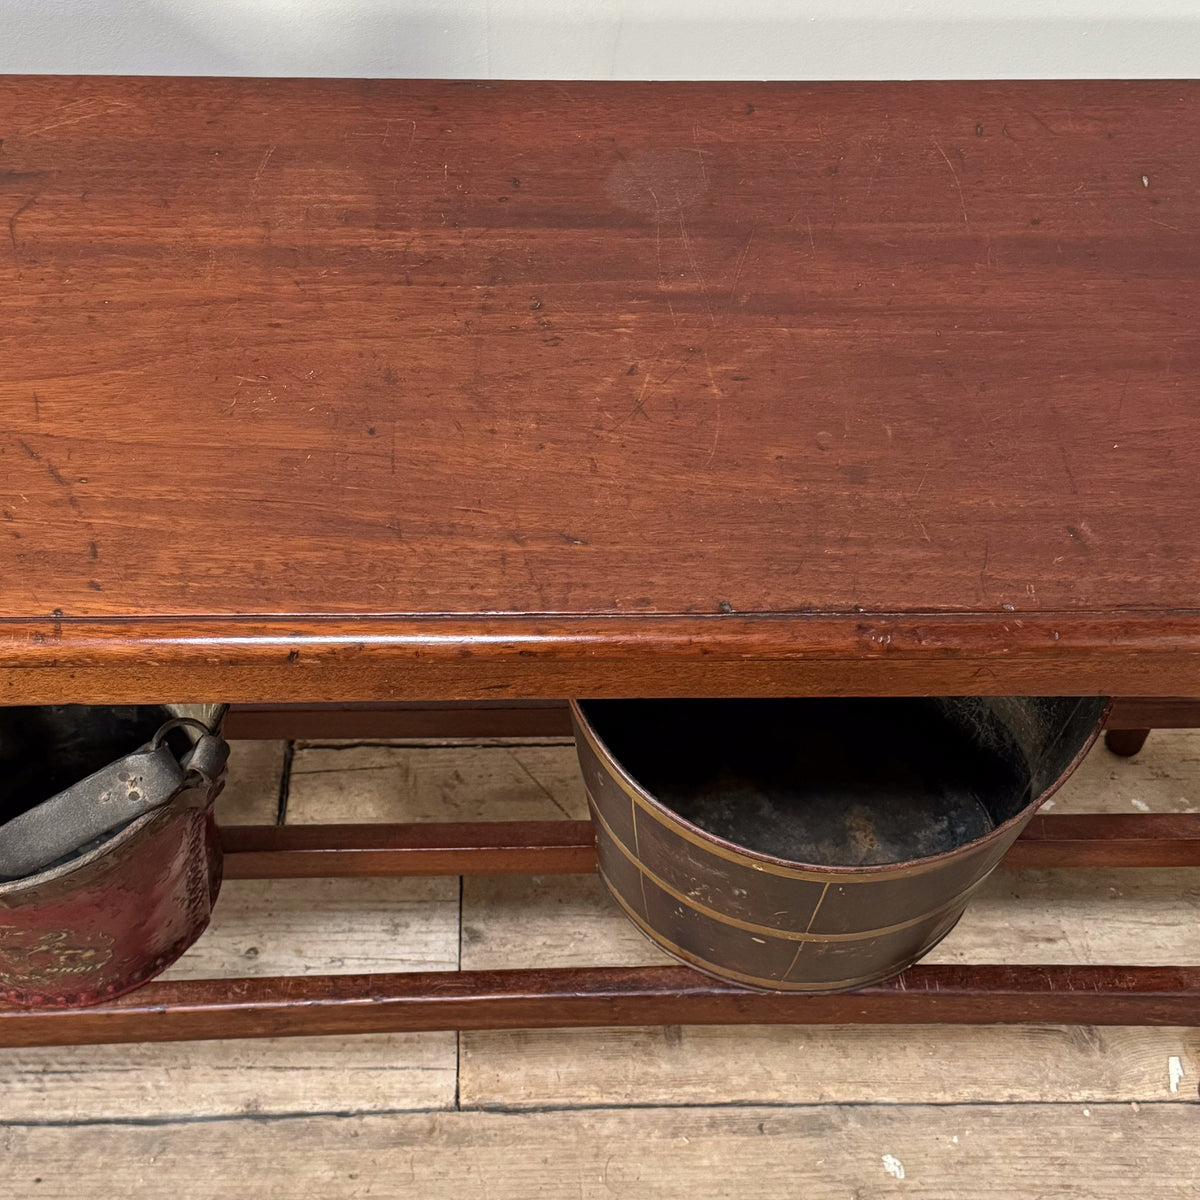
[571,697,1109,992]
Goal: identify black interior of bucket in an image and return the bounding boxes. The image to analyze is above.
[578,697,1107,867]
[0,705,183,827]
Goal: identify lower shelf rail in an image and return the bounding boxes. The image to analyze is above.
[2,965,1198,1046]
[2,813,1196,1045]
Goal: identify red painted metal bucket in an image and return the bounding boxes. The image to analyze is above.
[0,704,228,1007]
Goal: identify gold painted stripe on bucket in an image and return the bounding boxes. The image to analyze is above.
[629,780,650,925]
[592,801,978,945]
[602,877,949,993]
[572,703,999,885]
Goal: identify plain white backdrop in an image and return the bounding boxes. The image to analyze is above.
[1,0,1198,78]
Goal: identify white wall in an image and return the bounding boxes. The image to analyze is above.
[1,0,1198,78]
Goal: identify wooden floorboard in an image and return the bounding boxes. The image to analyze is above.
[3,1105,1198,1199]
[286,740,590,824]
[461,1022,1199,1108]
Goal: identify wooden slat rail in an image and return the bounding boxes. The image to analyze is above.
[220,820,599,878]
[1010,813,1200,868]
[218,814,1200,877]
[224,701,577,741]
[220,699,1200,742]
[2,817,1194,1046]
[2,966,1198,1047]
[1108,699,1200,731]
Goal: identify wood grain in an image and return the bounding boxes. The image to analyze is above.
[221,697,1200,741]
[5,1104,1198,1200]
[0,871,461,1118]
[6,615,1200,703]
[285,739,590,824]
[214,738,289,824]
[461,865,1200,974]
[3,78,1200,700]
[3,965,1200,1047]
[461,1022,1199,1107]
[0,1030,456,1123]
[225,701,576,740]
[1045,726,1200,815]
[1004,814,1200,868]
[1107,698,1200,729]
[220,820,599,878]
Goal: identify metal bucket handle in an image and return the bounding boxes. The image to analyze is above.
[0,712,230,881]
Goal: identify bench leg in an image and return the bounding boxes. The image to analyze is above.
[1105,728,1151,757]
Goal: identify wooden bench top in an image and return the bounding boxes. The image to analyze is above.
[2,77,1199,702]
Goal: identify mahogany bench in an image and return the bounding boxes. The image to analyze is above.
[2,77,1199,1043]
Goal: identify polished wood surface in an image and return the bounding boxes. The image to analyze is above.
[1105,727,1152,756]
[220,820,599,878]
[2,965,1197,1046]
[3,78,1200,701]
[1004,812,1200,868]
[220,698,1200,740]
[224,699,575,739]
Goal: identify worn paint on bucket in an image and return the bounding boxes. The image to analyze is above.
[572,697,1109,992]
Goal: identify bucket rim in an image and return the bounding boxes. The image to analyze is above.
[570,695,1113,881]
[0,802,174,896]
[0,704,227,894]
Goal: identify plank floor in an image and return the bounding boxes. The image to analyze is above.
[2,729,1198,1196]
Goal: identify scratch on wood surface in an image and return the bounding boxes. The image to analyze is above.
[1066,519,1098,552]
[16,437,101,558]
[8,191,42,255]
[1025,109,1061,136]
[702,348,724,467]
[505,748,576,821]
[619,369,657,427]
[22,99,132,136]
[678,211,716,326]
[705,398,723,468]
[647,187,680,331]
[903,500,932,544]
[1057,442,1079,496]
[615,354,685,428]
[690,125,710,188]
[1146,215,1192,235]
[617,367,656,427]
[1115,374,1130,423]
[251,144,277,193]
[933,141,971,231]
[727,229,755,305]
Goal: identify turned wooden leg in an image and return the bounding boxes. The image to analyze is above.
[1105,728,1151,757]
